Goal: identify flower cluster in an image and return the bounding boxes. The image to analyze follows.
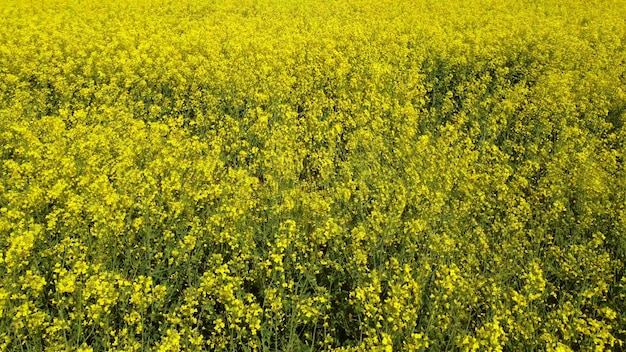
[1,0,625,350]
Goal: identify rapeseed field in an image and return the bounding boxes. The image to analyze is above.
[1,0,625,350]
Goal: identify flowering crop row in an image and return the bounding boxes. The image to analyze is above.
[1,0,625,350]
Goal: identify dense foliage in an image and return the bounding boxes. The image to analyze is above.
[1,0,625,350]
